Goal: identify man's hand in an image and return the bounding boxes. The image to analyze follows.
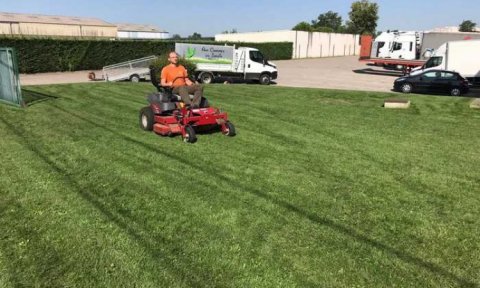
[185,78,193,86]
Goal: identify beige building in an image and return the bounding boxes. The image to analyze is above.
[116,23,170,39]
[216,30,361,59]
[0,12,117,38]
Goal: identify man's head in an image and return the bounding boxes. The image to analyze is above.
[168,52,179,65]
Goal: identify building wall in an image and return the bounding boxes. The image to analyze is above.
[0,22,117,38]
[216,30,361,59]
[117,31,170,39]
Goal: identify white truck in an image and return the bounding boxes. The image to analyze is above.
[370,31,414,59]
[175,43,278,85]
[411,39,480,85]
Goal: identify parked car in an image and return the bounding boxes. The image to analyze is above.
[394,70,470,96]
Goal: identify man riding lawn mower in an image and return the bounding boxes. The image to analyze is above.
[139,53,236,143]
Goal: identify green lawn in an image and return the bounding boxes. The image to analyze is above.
[1,83,479,287]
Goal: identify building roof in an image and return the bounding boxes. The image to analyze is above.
[428,26,480,33]
[116,23,167,33]
[0,11,116,27]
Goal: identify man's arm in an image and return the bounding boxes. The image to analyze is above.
[184,67,193,86]
[160,68,173,87]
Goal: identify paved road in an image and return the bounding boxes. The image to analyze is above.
[19,57,402,93]
[19,57,480,97]
[20,70,102,86]
[274,56,401,92]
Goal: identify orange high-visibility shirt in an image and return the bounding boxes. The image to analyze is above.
[161,64,187,87]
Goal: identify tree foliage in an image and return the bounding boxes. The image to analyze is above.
[346,0,379,35]
[221,29,238,34]
[312,11,343,32]
[0,37,293,73]
[459,20,477,32]
[292,21,314,32]
[150,55,197,79]
[188,32,202,40]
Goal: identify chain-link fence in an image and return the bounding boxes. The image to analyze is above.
[0,48,23,107]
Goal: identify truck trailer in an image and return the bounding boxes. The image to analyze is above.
[175,43,278,85]
[360,31,480,73]
[411,39,480,85]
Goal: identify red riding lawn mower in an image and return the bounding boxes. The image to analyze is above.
[139,67,236,143]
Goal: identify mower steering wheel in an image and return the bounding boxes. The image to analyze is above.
[171,76,195,86]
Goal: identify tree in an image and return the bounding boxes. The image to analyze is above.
[171,34,182,40]
[346,0,379,35]
[459,20,477,32]
[188,32,202,39]
[221,28,238,34]
[312,11,343,32]
[292,21,314,32]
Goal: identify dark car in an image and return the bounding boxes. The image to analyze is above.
[394,70,470,96]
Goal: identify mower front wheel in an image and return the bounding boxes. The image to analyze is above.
[183,125,197,143]
[139,107,154,131]
[222,121,236,137]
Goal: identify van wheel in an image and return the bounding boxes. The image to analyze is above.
[259,73,271,85]
[130,74,140,83]
[200,72,214,84]
[401,83,413,94]
[450,87,461,96]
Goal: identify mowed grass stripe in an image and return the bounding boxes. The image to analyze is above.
[0,83,479,287]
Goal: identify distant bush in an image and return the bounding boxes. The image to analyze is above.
[0,37,292,73]
[150,55,197,80]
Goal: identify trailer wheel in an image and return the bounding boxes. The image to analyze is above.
[401,83,413,94]
[259,73,271,85]
[450,87,461,96]
[200,72,214,84]
[130,74,140,83]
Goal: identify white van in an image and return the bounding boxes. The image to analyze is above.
[411,39,480,85]
[175,43,278,85]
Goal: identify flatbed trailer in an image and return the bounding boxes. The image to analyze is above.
[359,35,426,74]
[359,57,426,74]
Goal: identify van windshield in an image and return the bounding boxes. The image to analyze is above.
[424,56,443,68]
[249,51,265,64]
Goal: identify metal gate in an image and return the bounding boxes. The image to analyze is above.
[0,48,23,107]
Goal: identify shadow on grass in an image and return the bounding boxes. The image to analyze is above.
[0,115,232,287]
[0,200,67,286]
[43,99,478,288]
[22,89,58,106]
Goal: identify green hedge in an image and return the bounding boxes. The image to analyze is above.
[0,37,292,73]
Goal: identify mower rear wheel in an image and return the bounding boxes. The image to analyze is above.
[139,107,154,131]
[222,121,236,137]
[183,125,197,143]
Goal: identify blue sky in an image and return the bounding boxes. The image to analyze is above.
[0,0,478,36]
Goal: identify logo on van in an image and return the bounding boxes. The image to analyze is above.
[186,47,196,58]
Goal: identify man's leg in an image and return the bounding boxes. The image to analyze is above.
[172,86,192,105]
[186,84,203,107]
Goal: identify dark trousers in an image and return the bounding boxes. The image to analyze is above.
[172,84,203,106]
